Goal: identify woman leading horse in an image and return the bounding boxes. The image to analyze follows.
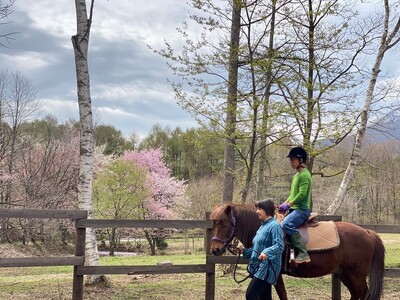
[210,203,385,300]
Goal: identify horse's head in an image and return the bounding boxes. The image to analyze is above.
[210,202,281,255]
[210,204,237,256]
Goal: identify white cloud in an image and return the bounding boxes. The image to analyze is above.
[41,98,79,120]
[4,1,197,138]
[0,52,55,71]
[93,81,172,103]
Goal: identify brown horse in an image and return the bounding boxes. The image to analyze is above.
[210,203,385,300]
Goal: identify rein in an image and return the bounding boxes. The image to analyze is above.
[211,210,237,254]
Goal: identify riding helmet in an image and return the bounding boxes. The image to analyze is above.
[287,146,308,162]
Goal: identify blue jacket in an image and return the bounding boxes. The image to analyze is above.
[242,217,284,284]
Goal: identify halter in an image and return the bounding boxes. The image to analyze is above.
[211,209,237,254]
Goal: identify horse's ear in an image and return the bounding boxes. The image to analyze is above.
[225,205,232,214]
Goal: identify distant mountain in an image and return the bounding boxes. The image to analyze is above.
[366,109,400,143]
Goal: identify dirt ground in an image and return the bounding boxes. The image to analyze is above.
[80,273,400,299]
[0,267,399,299]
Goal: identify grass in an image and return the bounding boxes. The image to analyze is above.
[101,253,205,266]
[380,233,400,268]
[0,233,399,299]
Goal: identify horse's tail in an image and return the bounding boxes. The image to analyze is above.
[366,230,385,300]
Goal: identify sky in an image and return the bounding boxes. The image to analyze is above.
[0,0,198,139]
[1,1,399,140]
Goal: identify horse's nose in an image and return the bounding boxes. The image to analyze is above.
[211,247,225,256]
[212,249,219,256]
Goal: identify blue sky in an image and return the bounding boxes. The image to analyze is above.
[0,0,198,139]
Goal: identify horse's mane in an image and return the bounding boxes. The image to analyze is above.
[211,203,261,248]
[209,204,229,220]
[210,202,255,220]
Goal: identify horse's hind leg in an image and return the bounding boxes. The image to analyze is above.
[341,271,368,300]
[339,272,358,299]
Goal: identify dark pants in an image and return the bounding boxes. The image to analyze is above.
[246,277,272,300]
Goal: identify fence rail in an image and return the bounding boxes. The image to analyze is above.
[0,256,84,267]
[357,224,400,233]
[76,264,214,276]
[0,208,399,300]
[0,208,87,219]
[75,218,212,229]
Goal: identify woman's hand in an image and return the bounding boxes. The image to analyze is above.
[258,252,267,260]
[234,246,243,255]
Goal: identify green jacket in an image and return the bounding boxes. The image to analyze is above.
[287,168,311,210]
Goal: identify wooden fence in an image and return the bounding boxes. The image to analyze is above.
[0,209,399,300]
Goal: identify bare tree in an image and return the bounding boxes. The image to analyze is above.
[72,0,104,284]
[327,0,400,214]
[183,175,224,220]
[256,0,277,201]
[154,0,291,203]
[0,70,40,242]
[0,70,10,178]
[0,69,10,243]
[277,0,371,171]
[0,0,17,47]
[222,0,242,203]
[5,71,40,204]
[13,119,80,245]
[154,0,388,206]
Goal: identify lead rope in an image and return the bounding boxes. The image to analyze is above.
[233,251,254,284]
[233,250,262,284]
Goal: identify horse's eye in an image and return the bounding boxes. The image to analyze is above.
[220,221,229,228]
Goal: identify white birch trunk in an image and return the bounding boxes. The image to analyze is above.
[72,0,103,284]
[326,0,400,214]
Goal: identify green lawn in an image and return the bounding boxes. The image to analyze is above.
[381,233,400,268]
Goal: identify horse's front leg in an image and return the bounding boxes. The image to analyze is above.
[274,273,288,300]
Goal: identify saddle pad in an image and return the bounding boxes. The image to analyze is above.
[299,221,340,252]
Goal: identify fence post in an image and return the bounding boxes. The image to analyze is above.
[72,225,86,300]
[205,213,215,300]
[318,215,342,300]
[331,215,342,300]
[332,273,341,300]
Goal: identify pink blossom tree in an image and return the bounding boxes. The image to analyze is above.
[123,148,188,254]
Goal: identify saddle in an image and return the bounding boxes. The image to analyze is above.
[282,212,340,271]
[298,212,340,252]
